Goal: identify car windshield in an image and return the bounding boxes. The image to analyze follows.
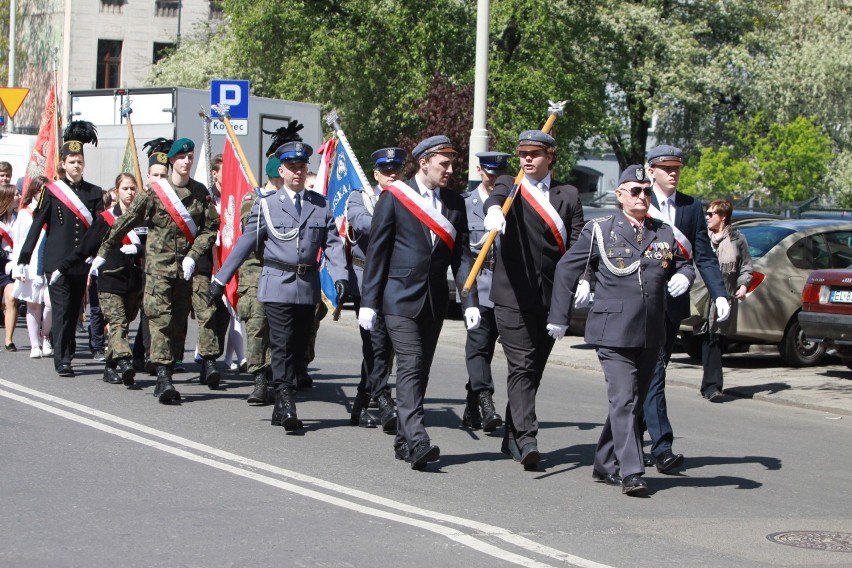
[738,225,796,258]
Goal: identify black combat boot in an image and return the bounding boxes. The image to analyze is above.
[270,388,302,431]
[246,371,270,404]
[375,391,398,434]
[202,358,221,389]
[116,358,136,386]
[462,390,482,429]
[153,365,180,404]
[264,369,275,404]
[103,363,120,384]
[478,390,503,432]
[350,392,377,428]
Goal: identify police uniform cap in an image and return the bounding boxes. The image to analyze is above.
[412,135,456,161]
[647,144,684,167]
[275,141,313,163]
[265,156,282,179]
[476,152,511,175]
[517,130,555,149]
[616,164,649,188]
[371,147,406,170]
[167,138,195,159]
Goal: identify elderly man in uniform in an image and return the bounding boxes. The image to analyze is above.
[548,164,695,495]
[642,145,729,473]
[460,151,510,433]
[209,140,350,431]
[18,121,104,377]
[483,130,585,470]
[359,135,480,470]
[344,147,404,432]
[95,138,219,404]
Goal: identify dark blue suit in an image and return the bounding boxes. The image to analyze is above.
[644,190,726,459]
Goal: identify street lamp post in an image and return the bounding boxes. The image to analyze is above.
[467,0,491,192]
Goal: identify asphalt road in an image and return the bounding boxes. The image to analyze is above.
[1,312,851,567]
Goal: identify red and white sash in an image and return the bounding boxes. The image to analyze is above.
[519,177,567,254]
[0,220,12,250]
[647,204,692,260]
[100,210,141,247]
[149,179,198,244]
[384,181,456,251]
[46,180,94,228]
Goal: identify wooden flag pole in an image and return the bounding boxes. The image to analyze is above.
[211,104,259,188]
[120,99,144,192]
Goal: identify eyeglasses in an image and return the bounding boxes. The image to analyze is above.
[620,185,652,197]
[377,165,403,174]
[706,211,719,217]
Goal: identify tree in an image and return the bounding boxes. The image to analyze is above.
[148,23,239,90]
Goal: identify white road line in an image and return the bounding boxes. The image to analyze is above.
[0,379,615,568]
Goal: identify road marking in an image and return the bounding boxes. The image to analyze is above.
[0,379,614,568]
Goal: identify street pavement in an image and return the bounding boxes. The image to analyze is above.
[1,309,851,567]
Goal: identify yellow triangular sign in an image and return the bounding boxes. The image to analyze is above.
[0,88,31,118]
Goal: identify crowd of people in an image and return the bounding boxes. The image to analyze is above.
[2,117,752,496]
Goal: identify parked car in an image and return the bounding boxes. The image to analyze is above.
[799,269,852,369]
[679,219,852,367]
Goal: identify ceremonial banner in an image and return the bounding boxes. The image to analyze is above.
[121,137,136,174]
[24,88,58,190]
[217,137,251,308]
[194,138,210,191]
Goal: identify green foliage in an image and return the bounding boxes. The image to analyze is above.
[679,146,757,200]
[826,151,852,208]
[147,23,240,89]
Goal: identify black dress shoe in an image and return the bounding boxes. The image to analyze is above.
[592,470,623,486]
[621,474,648,495]
[655,450,684,474]
[352,407,378,428]
[270,389,302,431]
[644,454,655,467]
[706,390,724,402]
[394,442,410,462]
[519,442,540,470]
[501,437,521,462]
[57,363,75,377]
[5,342,17,352]
[409,440,440,470]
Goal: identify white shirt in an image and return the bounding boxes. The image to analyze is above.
[653,186,676,225]
[281,186,304,211]
[525,173,552,199]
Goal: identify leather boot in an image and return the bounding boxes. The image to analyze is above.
[375,391,398,434]
[117,358,136,386]
[264,369,275,404]
[478,390,503,432]
[103,364,120,384]
[246,371,270,404]
[153,365,180,404]
[462,390,482,429]
[203,358,221,389]
[350,392,377,428]
[270,388,302,431]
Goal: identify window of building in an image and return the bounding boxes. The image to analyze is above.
[155,0,180,17]
[96,39,123,89]
[100,0,127,14]
[153,42,175,64]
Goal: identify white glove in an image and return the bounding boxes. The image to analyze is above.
[3,263,10,276]
[14,264,27,280]
[715,296,731,323]
[464,307,481,331]
[182,256,196,281]
[574,280,591,308]
[120,244,138,255]
[358,307,378,331]
[667,273,690,297]
[49,271,62,286]
[90,256,106,277]
[546,323,568,340]
[483,206,506,234]
[33,274,44,288]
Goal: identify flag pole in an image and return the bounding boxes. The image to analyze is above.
[51,48,61,180]
[211,104,258,188]
[198,107,214,189]
[119,99,144,192]
[461,100,566,298]
[324,109,373,198]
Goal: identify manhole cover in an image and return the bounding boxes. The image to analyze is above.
[767,531,852,552]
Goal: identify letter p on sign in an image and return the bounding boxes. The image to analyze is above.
[210,80,250,120]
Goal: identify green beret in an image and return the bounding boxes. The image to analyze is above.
[167,138,195,159]
[265,156,282,179]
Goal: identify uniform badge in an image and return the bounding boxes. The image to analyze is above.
[156,153,168,164]
[386,148,396,159]
[616,259,625,269]
[634,167,645,181]
[67,140,82,153]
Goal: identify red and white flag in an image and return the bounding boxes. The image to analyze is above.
[216,137,251,308]
[24,87,59,190]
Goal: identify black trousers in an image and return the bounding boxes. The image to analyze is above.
[464,305,498,394]
[494,304,555,449]
[385,309,444,449]
[48,272,88,369]
[264,302,315,391]
[700,332,728,396]
[132,306,151,363]
[353,297,393,399]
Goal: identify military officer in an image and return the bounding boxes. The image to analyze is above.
[344,146,404,432]
[209,140,350,431]
[547,165,695,495]
[95,138,219,404]
[460,152,510,433]
[17,121,104,377]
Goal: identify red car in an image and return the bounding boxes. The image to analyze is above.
[799,269,852,369]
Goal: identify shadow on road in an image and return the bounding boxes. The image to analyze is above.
[725,383,791,398]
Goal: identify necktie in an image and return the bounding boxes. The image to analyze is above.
[294,193,302,216]
[663,199,674,224]
[537,182,548,195]
[424,191,436,244]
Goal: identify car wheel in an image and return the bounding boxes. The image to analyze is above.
[679,331,703,360]
[779,316,826,367]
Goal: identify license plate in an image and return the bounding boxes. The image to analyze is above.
[830,289,852,303]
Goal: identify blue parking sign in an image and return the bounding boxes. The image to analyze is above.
[210,80,250,119]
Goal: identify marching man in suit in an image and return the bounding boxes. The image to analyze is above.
[548,165,695,495]
[482,130,585,470]
[358,135,480,470]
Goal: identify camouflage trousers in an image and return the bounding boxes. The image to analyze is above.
[237,284,270,374]
[144,275,192,366]
[99,290,142,363]
[191,273,229,359]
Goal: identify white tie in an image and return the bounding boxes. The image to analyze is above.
[537,182,548,196]
[661,199,672,224]
[424,190,436,244]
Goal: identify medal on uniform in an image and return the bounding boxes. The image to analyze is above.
[617,259,625,269]
[662,260,669,269]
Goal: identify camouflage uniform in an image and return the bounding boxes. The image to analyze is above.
[100,291,141,362]
[238,190,272,376]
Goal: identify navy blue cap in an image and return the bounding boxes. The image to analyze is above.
[476,152,511,175]
[412,135,456,161]
[647,144,683,166]
[617,164,649,188]
[517,130,556,148]
[167,138,195,159]
[275,141,313,163]
[265,156,281,179]
[371,147,406,169]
